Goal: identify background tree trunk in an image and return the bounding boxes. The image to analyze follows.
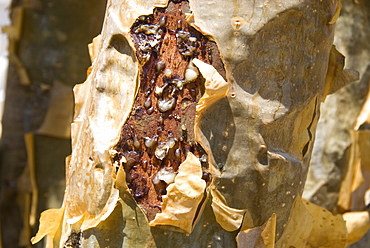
[0,1,106,247]
[303,0,370,246]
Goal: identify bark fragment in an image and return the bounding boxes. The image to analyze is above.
[31,208,64,244]
[149,152,206,233]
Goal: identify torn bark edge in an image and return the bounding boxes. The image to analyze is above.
[210,189,253,232]
[31,208,65,245]
[343,211,370,245]
[275,195,314,247]
[322,45,359,102]
[149,152,206,233]
[192,58,229,173]
[88,35,102,64]
[190,59,262,234]
[328,0,341,25]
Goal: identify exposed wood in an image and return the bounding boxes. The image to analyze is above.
[113,0,220,221]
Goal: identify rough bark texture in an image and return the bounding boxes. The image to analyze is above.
[31,0,356,247]
[0,1,106,247]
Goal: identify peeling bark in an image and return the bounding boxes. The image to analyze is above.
[32,0,356,247]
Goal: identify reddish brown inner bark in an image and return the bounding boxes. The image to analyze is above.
[113,0,223,220]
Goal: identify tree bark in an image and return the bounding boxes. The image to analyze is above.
[32,0,356,247]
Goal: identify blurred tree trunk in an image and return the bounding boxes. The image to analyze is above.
[30,0,358,247]
[303,0,370,247]
[0,1,106,247]
[304,0,370,213]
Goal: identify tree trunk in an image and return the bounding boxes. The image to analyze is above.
[32,0,356,247]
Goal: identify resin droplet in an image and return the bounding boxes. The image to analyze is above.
[173,77,185,90]
[146,107,154,115]
[133,136,140,148]
[144,97,152,109]
[202,171,211,182]
[144,136,157,148]
[152,175,160,184]
[154,138,176,160]
[185,61,199,82]
[177,20,182,29]
[155,85,164,97]
[189,36,197,42]
[175,148,181,157]
[158,98,176,112]
[199,154,208,163]
[153,167,176,184]
[158,15,167,28]
[164,68,172,77]
[155,142,169,160]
